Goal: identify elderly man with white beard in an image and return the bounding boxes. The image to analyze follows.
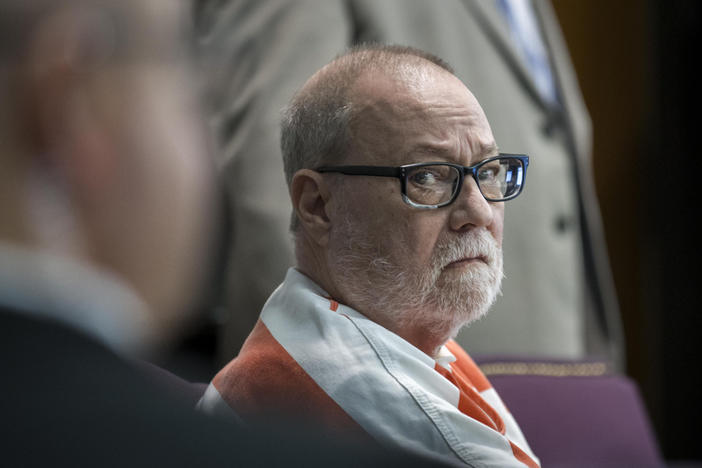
[199,44,537,468]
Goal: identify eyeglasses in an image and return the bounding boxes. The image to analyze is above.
[317,154,529,209]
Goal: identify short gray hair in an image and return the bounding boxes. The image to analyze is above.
[280,43,454,231]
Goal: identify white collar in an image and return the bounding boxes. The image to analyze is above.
[434,345,457,370]
[0,242,154,356]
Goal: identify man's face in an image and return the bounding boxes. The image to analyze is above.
[326,67,504,339]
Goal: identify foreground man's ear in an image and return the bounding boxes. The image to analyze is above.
[24,6,119,198]
[290,169,332,246]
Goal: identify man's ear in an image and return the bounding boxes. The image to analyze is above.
[290,169,333,246]
[23,7,117,197]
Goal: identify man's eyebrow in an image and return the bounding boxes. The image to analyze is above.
[409,144,453,158]
[479,142,500,157]
[408,142,500,161]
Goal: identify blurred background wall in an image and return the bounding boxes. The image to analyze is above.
[552,0,701,461]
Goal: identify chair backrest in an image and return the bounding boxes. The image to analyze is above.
[475,356,664,467]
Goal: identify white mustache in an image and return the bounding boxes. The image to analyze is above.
[433,229,499,269]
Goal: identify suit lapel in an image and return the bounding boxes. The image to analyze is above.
[462,0,553,112]
[532,0,591,159]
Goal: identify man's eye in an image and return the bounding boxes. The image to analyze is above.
[410,170,438,186]
[478,165,499,182]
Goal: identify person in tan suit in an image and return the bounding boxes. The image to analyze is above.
[195,0,623,368]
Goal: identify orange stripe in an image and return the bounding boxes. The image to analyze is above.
[434,363,505,434]
[446,339,492,392]
[444,342,538,466]
[212,320,370,440]
[510,441,540,468]
[436,362,538,466]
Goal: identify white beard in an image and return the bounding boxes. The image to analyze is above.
[329,215,503,341]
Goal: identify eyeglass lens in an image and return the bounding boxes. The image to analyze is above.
[405,158,524,206]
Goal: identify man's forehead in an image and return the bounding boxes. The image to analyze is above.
[352,65,460,105]
[349,70,496,165]
[407,141,499,162]
[351,66,487,126]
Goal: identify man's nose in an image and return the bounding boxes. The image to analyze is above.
[448,176,494,231]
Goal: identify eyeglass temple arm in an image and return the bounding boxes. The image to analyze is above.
[316,166,402,178]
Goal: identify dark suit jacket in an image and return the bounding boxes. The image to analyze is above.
[0,305,447,467]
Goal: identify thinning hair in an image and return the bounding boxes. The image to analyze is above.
[0,0,194,158]
[280,43,455,231]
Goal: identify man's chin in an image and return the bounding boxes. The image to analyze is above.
[430,271,502,326]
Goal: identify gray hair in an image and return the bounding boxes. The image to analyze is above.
[280,43,454,232]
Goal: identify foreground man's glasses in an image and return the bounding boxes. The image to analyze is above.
[317,154,529,209]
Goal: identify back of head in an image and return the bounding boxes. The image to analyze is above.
[0,0,219,351]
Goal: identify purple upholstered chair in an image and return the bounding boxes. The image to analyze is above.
[137,356,664,466]
[475,356,664,467]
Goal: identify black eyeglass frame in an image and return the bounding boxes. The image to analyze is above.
[316,153,529,209]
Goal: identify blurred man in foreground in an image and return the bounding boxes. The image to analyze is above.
[0,2,443,466]
[200,45,539,467]
[0,0,230,464]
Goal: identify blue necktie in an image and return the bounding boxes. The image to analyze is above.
[497,0,560,107]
